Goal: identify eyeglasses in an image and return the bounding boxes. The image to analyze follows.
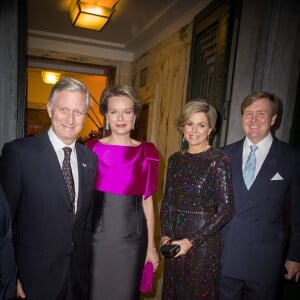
[52,104,87,118]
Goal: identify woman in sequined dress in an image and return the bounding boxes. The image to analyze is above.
[160,100,234,299]
[87,84,160,300]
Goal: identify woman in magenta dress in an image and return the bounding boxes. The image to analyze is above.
[87,84,160,300]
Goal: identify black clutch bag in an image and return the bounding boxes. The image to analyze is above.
[160,244,180,258]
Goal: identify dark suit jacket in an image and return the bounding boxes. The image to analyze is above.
[0,133,97,300]
[0,185,16,300]
[221,137,300,283]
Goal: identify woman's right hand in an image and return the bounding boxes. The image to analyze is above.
[160,235,171,245]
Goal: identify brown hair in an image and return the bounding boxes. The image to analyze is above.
[175,100,218,133]
[99,84,142,116]
[241,91,279,116]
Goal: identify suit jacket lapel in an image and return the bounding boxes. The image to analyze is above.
[75,143,90,214]
[237,138,281,214]
[228,140,251,212]
[39,133,73,210]
[250,138,280,190]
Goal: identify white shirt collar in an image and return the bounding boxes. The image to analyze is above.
[242,133,273,177]
[244,133,273,152]
[48,127,76,152]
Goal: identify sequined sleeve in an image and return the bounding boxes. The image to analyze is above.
[186,155,234,246]
[160,154,176,238]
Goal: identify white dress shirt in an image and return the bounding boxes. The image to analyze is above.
[243,133,273,178]
[48,128,79,212]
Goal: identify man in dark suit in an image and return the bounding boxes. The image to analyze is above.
[220,91,300,300]
[0,78,97,300]
[0,184,16,300]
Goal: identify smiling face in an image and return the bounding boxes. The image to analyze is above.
[106,95,135,136]
[183,112,212,153]
[242,97,277,144]
[47,90,87,145]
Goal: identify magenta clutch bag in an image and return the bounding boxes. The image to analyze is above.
[140,261,154,293]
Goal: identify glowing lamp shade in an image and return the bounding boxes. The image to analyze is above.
[69,0,116,31]
[42,71,61,85]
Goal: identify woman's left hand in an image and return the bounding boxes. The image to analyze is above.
[146,247,160,271]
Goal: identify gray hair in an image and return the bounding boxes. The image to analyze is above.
[48,77,90,109]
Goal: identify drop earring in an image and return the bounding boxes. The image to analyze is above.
[182,136,185,142]
[207,130,212,144]
[106,120,110,131]
[132,116,136,130]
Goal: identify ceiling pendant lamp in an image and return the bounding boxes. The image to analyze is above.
[69,0,118,31]
[41,71,61,85]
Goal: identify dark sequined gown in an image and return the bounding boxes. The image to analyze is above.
[160,147,233,299]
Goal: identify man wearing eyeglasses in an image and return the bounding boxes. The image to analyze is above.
[0,78,97,300]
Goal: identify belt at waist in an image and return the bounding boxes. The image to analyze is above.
[175,209,214,215]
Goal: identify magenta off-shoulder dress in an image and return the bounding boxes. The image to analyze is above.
[86,140,159,300]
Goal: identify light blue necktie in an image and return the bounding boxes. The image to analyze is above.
[243,144,258,190]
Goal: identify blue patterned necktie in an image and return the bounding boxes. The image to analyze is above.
[62,147,75,213]
[243,144,258,190]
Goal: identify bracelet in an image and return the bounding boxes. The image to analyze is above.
[149,247,157,251]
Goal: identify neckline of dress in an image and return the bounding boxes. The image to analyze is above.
[185,146,211,155]
[98,140,143,148]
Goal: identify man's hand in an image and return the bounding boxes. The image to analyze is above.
[285,260,300,282]
[17,279,26,299]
